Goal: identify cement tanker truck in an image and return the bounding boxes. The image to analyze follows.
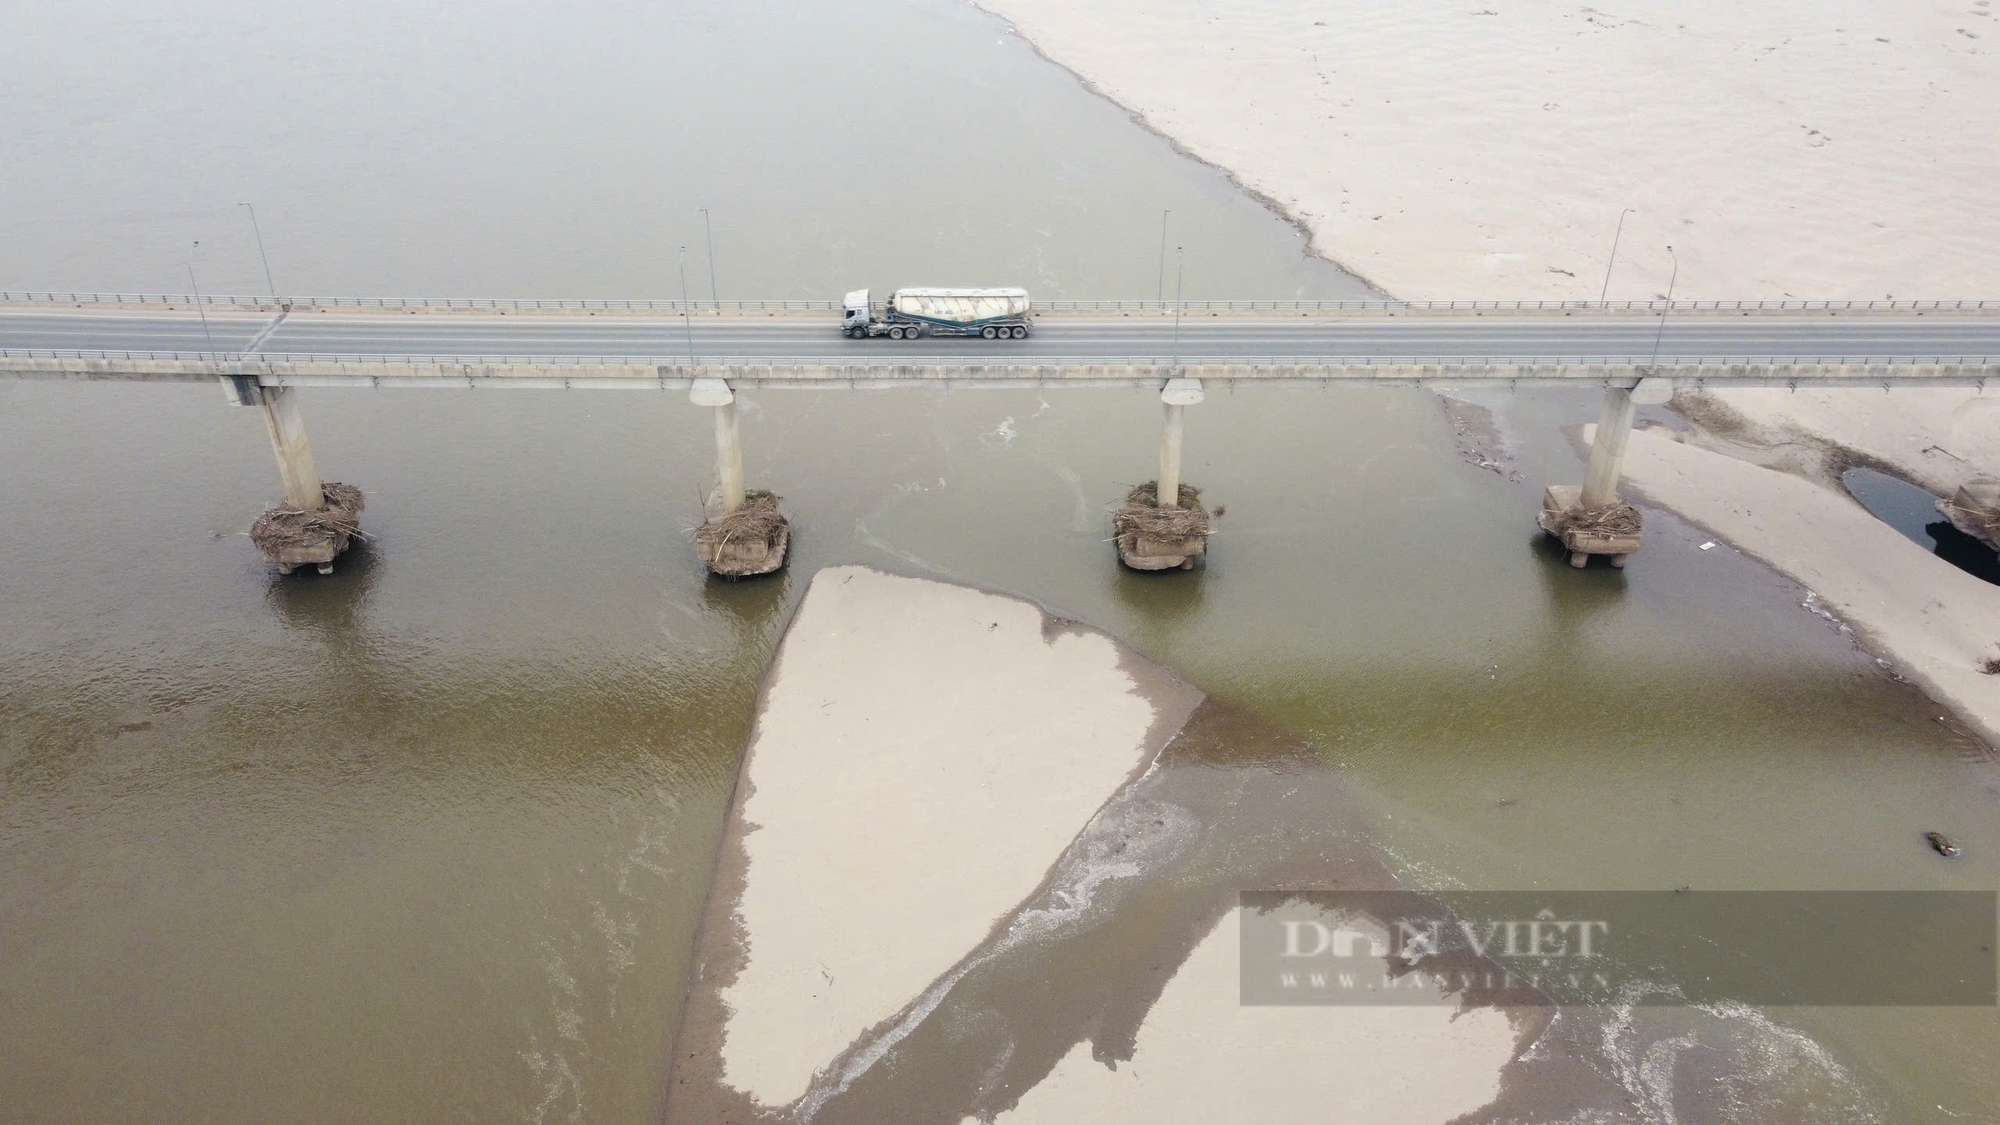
[841,288,1033,340]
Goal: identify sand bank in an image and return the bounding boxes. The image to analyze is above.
[671,567,1202,1117]
[993,911,1514,1125]
[976,0,2000,300]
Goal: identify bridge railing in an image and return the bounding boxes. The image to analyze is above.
[1,292,1995,314]
[7,348,1997,367]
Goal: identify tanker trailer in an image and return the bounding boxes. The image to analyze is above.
[841,287,1033,340]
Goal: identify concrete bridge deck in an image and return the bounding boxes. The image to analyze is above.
[4,301,1999,388]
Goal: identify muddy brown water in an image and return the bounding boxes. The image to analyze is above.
[3,1,1996,1122]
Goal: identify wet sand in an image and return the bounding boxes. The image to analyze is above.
[1601,420,2000,745]
[665,568,1530,1122]
[667,566,1200,1120]
[666,567,1875,1123]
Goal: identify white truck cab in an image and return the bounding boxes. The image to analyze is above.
[841,289,873,336]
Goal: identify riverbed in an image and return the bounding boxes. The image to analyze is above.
[2,1,1995,1121]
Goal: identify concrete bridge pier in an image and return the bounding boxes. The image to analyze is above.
[1538,377,1667,568]
[696,380,744,512]
[690,378,788,576]
[223,376,362,575]
[1116,378,1213,571]
[1579,385,1639,508]
[1156,376,1203,506]
[1157,398,1186,508]
[256,384,325,511]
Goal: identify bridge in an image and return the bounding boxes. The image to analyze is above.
[5,294,1999,389]
[7,293,1997,574]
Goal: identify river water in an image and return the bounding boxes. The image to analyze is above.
[3,2,1995,1122]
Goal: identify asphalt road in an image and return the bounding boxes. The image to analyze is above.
[4,310,1999,361]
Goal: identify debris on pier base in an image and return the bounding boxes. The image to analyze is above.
[1937,475,2000,551]
[250,482,365,576]
[1537,484,1642,569]
[1114,481,1212,571]
[696,489,791,578]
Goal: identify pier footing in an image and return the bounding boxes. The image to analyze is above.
[251,482,365,575]
[1114,481,1211,571]
[696,488,790,578]
[1537,485,1640,568]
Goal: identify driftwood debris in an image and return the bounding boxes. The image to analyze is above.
[696,490,790,577]
[249,482,365,573]
[1114,481,1212,571]
[1537,485,1641,568]
[1543,502,1643,540]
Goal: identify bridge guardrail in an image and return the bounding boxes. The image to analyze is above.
[1,292,1995,314]
[6,349,1997,367]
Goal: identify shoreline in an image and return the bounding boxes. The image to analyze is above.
[966,1,1390,298]
[975,0,2000,753]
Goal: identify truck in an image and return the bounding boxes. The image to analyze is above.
[841,287,1033,340]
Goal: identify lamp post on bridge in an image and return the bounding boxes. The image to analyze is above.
[186,241,218,357]
[1648,244,1678,372]
[238,203,277,300]
[1171,246,1184,370]
[678,246,698,365]
[700,208,719,310]
[1599,207,1634,305]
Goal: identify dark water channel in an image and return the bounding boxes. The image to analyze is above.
[3,2,1996,1122]
[1842,466,2000,585]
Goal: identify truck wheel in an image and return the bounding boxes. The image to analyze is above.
[889,326,905,339]
[1010,326,1028,339]
[905,326,921,340]
[981,326,998,340]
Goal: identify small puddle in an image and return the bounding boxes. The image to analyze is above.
[1841,466,2000,584]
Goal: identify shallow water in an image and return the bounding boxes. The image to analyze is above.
[3,1,1997,1122]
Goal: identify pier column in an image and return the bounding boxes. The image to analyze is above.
[1158,377,1204,506]
[1579,386,1636,508]
[256,385,324,509]
[1158,403,1185,508]
[691,378,745,514]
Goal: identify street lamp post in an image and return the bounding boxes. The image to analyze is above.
[1599,207,1634,305]
[238,203,277,299]
[700,208,719,310]
[678,246,697,365]
[1649,245,1679,371]
[1156,209,1170,303]
[187,241,217,356]
[1171,247,1185,369]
